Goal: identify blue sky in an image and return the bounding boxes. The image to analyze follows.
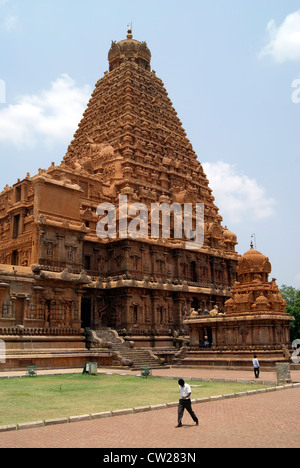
[0,0,299,288]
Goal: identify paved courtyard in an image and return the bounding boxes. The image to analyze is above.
[0,366,299,448]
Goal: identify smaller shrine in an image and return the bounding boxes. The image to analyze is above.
[181,243,294,369]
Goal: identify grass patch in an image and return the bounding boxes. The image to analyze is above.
[0,374,268,426]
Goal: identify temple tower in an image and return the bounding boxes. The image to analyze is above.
[0,29,241,368]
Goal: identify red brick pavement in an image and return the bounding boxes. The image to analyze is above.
[0,366,299,448]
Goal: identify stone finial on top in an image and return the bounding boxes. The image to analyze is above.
[127,26,133,39]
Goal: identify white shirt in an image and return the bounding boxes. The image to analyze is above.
[253,358,260,368]
[179,383,191,399]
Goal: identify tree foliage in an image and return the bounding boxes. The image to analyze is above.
[280,285,300,342]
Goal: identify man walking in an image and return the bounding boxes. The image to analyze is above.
[253,355,260,379]
[176,379,198,428]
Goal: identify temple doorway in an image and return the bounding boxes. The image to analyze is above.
[81,297,91,329]
[15,298,25,325]
[199,327,213,347]
[204,327,213,347]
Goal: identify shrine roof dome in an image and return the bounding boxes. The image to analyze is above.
[108,28,151,72]
[223,226,238,244]
[237,242,272,276]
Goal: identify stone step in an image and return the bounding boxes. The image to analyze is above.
[95,328,163,369]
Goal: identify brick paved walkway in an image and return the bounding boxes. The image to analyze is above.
[0,366,299,448]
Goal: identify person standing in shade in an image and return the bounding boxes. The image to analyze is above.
[253,355,260,379]
[176,379,198,428]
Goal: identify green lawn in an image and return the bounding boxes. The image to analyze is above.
[0,374,267,426]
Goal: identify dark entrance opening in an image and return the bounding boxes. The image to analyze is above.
[15,298,25,325]
[12,250,19,266]
[84,255,91,271]
[199,327,213,347]
[191,261,197,282]
[204,327,213,347]
[13,214,20,239]
[191,297,199,311]
[81,297,92,329]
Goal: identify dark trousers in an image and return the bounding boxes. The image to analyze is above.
[254,367,260,378]
[178,399,198,425]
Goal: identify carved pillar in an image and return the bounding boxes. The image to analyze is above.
[190,327,199,347]
[74,289,83,327]
[121,244,130,272]
[209,256,216,284]
[172,295,184,328]
[212,326,217,346]
[56,232,65,261]
[10,295,17,321]
[0,283,9,315]
[19,209,26,235]
[173,251,181,279]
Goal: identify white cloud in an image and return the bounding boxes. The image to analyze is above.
[259,10,300,62]
[0,74,91,148]
[0,1,18,31]
[202,161,276,224]
[2,14,18,31]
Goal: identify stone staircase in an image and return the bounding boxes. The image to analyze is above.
[95,328,164,370]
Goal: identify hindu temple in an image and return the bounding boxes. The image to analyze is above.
[0,29,292,371]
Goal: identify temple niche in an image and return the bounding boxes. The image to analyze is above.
[182,243,294,369]
[0,28,292,371]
